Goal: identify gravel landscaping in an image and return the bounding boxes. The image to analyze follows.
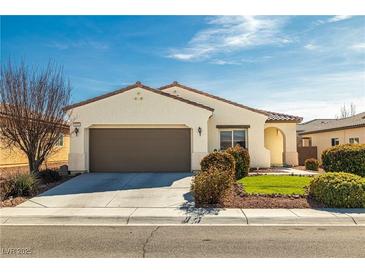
[1,173,72,208]
[220,183,324,209]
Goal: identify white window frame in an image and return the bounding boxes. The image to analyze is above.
[55,133,64,147]
[219,129,248,150]
[349,137,360,144]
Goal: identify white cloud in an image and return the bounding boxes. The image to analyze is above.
[351,43,365,51]
[316,15,353,25]
[167,16,291,61]
[328,15,353,23]
[47,40,109,50]
[304,43,318,50]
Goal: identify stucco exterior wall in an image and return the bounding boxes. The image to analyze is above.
[0,134,70,168]
[301,127,365,159]
[161,86,271,167]
[264,127,284,166]
[264,122,299,166]
[67,87,212,172]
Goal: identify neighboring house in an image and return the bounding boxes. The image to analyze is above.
[0,109,70,170]
[64,81,302,173]
[297,112,365,159]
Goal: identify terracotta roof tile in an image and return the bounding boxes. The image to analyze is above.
[63,82,214,112]
[159,82,302,123]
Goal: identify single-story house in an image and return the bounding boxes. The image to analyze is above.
[297,112,365,159]
[64,81,302,173]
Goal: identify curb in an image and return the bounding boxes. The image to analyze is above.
[1,208,364,226]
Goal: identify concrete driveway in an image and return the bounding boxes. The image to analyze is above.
[18,173,193,208]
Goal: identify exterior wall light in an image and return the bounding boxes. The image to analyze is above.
[72,122,81,137]
[198,126,202,136]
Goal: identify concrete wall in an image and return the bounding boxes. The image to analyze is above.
[0,134,70,168]
[264,122,299,166]
[67,87,212,172]
[301,127,365,159]
[161,86,271,168]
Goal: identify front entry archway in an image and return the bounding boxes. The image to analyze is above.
[264,127,285,166]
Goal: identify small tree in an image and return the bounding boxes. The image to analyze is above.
[336,103,356,119]
[0,61,71,173]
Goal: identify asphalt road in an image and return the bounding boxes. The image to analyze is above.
[1,225,364,258]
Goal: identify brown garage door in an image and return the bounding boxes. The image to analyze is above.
[89,128,191,172]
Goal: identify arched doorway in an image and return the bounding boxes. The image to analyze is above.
[264,127,285,166]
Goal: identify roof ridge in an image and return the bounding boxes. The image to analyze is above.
[63,82,214,112]
[159,81,302,123]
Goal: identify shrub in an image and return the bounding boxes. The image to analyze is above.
[200,151,235,176]
[191,168,234,205]
[14,173,38,196]
[305,158,319,171]
[0,179,15,200]
[38,169,61,183]
[309,172,365,208]
[321,144,365,177]
[226,145,250,179]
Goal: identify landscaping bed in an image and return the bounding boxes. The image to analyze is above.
[0,170,73,208]
[220,182,323,209]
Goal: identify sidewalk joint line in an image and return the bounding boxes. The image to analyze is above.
[27,199,48,208]
[240,209,248,225]
[126,208,138,224]
[345,213,358,225]
[288,209,300,217]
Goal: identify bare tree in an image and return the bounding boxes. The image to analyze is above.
[336,103,356,119]
[0,61,71,173]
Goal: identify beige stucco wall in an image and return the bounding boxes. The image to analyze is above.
[0,134,70,168]
[301,127,365,159]
[264,127,284,166]
[264,122,299,166]
[67,87,212,172]
[161,86,271,167]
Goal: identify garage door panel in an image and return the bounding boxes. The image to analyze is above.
[89,128,191,172]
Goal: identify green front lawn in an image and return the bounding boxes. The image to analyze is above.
[238,175,311,195]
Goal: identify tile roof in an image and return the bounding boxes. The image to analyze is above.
[263,111,303,123]
[159,81,302,123]
[298,112,365,135]
[63,82,214,112]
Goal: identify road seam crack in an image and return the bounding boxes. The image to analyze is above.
[142,226,159,258]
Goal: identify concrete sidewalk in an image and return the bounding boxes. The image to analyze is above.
[1,207,364,226]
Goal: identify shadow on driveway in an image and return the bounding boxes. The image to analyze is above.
[40,172,193,197]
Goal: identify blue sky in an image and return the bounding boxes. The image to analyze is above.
[1,15,364,121]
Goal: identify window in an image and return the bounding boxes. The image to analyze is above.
[220,130,247,150]
[349,137,360,144]
[302,137,312,147]
[331,138,339,146]
[55,134,64,147]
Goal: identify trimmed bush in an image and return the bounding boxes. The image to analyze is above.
[305,158,319,171]
[200,151,235,176]
[321,144,365,177]
[191,168,234,205]
[38,169,61,183]
[309,172,365,208]
[14,173,38,196]
[226,145,250,179]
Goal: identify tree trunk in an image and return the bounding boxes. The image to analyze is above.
[28,155,42,174]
